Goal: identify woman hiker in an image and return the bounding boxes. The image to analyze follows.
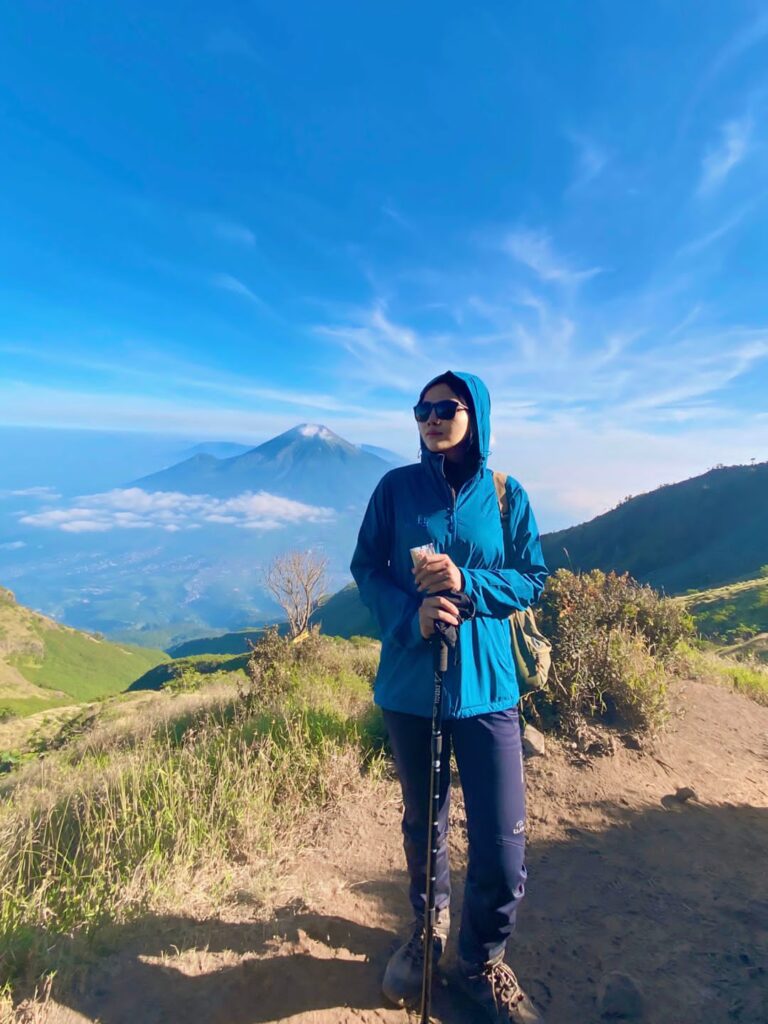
[350,370,548,1024]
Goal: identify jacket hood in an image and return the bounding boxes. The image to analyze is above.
[418,370,491,469]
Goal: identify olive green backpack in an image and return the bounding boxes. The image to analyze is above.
[492,471,552,693]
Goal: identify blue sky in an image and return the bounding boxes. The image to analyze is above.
[1,2,767,529]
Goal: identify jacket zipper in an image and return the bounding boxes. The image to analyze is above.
[435,454,471,543]
[444,475,457,540]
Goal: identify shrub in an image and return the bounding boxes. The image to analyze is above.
[600,629,669,729]
[534,569,691,731]
[242,626,296,710]
[164,664,204,694]
[243,626,380,709]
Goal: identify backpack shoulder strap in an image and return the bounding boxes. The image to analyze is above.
[491,470,510,519]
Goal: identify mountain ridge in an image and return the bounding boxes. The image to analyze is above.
[131,422,397,508]
[294,459,768,642]
[542,460,768,593]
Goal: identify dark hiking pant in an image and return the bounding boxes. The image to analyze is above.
[383,705,527,967]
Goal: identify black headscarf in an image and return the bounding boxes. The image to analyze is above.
[418,371,479,493]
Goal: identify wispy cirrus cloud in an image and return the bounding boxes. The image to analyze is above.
[676,208,749,256]
[20,488,335,534]
[0,378,404,438]
[567,132,609,190]
[0,344,372,416]
[624,329,768,412]
[209,273,266,306]
[193,212,256,246]
[314,300,443,391]
[502,229,602,287]
[365,303,419,354]
[697,115,754,196]
[704,11,768,84]
[209,219,256,246]
[381,203,416,233]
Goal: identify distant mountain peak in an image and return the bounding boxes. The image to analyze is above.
[293,423,338,441]
[130,420,394,508]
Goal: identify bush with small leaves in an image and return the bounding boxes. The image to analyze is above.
[242,626,295,711]
[534,569,691,732]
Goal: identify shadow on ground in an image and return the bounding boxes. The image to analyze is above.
[11,799,768,1024]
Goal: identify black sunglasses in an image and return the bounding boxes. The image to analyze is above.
[413,399,469,423]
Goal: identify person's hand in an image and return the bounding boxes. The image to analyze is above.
[412,553,463,595]
[418,595,461,639]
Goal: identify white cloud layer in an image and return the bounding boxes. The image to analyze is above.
[19,488,335,534]
[9,486,62,499]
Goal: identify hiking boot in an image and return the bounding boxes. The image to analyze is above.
[455,952,544,1023]
[381,908,450,1007]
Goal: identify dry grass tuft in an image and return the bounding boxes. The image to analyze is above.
[0,632,385,1006]
[671,643,768,706]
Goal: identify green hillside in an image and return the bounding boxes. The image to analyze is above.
[680,575,768,640]
[542,461,768,594]
[677,574,768,663]
[128,652,249,691]
[310,582,378,639]
[167,623,291,658]
[0,586,169,716]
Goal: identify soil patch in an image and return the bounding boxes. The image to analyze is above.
[15,680,768,1024]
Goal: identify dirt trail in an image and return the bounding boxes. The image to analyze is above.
[24,680,768,1024]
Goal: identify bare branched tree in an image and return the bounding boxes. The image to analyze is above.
[263,549,329,638]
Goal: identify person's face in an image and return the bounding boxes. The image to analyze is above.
[416,383,471,457]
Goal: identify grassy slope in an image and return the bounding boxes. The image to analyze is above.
[676,575,768,665]
[15,627,168,701]
[677,642,768,704]
[679,576,768,639]
[0,587,168,716]
[720,634,768,663]
[128,653,249,691]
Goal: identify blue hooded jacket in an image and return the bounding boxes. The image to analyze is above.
[350,370,549,719]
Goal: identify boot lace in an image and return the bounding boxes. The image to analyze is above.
[403,918,446,966]
[482,959,525,1013]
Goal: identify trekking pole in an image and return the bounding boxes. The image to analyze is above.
[420,629,448,1024]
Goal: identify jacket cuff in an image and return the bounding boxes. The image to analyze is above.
[461,569,474,598]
